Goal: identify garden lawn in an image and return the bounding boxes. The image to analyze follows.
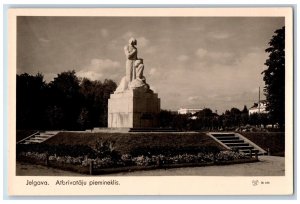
[44,132,226,154]
[240,132,285,156]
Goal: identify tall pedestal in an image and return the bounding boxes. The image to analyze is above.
[108,89,160,128]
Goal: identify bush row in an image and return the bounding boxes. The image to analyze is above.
[17,143,220,159]
[18,150,247,169]
[130,146,220,157]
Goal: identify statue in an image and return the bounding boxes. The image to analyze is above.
[108,38,160,128]
[115,38,151,93]
[124,37,138,83]
[134,59,145,80]
[128,58,150,90]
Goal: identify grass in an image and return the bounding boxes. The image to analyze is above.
[240,132,285,156]
[17,130,285,156]
[44,132,226,154]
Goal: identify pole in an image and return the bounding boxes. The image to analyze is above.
[258,86,261,114]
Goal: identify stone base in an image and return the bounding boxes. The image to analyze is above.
[108,89,160,128]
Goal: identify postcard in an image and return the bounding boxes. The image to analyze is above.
[8,7,293,196]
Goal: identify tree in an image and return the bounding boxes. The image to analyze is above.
[158,110,175,128]
[16,70,118,130]
[16,73,47,129]
[77,107,91,130]
[230,108,241,127]
[79,78,117,128]
[48,70,81,129]
[262,26,285,129]
[241,105,249,126]
[195,108,215,130]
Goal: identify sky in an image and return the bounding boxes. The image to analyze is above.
[17,17,284,113]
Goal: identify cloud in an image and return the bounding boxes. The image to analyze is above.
[108,39,119,50]
[187,26,205,31]
[177,55,190,62]
[149,67,158,77]
[122,31,135,41]
[77,58,121,81]
[209,52,234,61]
[38,37,50,43]
[76,70,105,81]
[43,73,57,83]
[195,48,208,58]
[101,29,109,37]
[144,46,157,54]
[90,58,120,69]
[137,37,149,48]
[209,32,231,39]
[195,48,237,65]
[188,96,200,103]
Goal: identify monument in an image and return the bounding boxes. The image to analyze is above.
[108,38,161,128]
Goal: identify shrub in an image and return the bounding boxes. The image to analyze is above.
[130,146,220,157]
[216,151,246,161]
[93,140,121,161]
[16,142,124,159]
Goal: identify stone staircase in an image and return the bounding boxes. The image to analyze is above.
[207,132,267,156]
[17,131,59,144]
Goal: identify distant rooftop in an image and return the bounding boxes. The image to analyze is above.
[178,108,203,114]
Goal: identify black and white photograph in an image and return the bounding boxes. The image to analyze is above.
[8,8,293,195]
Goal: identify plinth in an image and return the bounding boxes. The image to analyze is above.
[108,89,160,128]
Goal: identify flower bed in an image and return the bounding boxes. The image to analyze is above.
[17,148,255,175]
[16,138,256,175]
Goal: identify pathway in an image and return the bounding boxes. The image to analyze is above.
[16,156,284,176]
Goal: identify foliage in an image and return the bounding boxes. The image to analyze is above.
[94,140,121,161]
[216,151,246,161]
[16,71,117,130]
[262,26,285,129]
[17,143,96,158]
[130,146,220,157]
[17,73,47,129]
[48,71,82,129]
[159,107,256,131]
[18,149,247,169]
[159,107,273,131]
[158,110,176,128]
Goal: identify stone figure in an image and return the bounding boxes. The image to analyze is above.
[115,38,151,93]
[124,37,138,83]
[129,59,151,91]
[134,59,145,81]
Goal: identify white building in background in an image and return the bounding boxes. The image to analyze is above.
[178,108,202,115]
[249,100,268,115]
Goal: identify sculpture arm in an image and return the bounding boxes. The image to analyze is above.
[124,46,137,58]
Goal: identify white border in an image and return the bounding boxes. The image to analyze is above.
[5,6,294,197]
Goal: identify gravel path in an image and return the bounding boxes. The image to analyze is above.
[17,162,84,176]
[16,156,284,176]
[109,156,285,176]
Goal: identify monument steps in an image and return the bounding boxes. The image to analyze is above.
[207,132,267,156]
[17,131,59,145]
